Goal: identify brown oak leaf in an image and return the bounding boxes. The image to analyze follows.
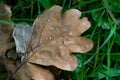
[0,4,15,72]
[14,63,54,80]
[28,5,93,71]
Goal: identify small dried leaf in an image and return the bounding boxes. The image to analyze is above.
[13,22,33,53]
[0,4,15,77]
[0,4,11,21]
[0,4,14,56]
[14,63,54,80]
[6,49,17,60]
[28,5,93,71]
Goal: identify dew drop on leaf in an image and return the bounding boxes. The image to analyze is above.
[49,27,53,30]
[68,32,73,36]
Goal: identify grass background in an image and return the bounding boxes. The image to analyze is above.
[0,0,120,80]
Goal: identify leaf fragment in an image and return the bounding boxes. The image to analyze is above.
[13,22,33,53]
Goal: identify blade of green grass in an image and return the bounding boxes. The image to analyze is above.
[82,7,105,14]
[37,0,41,15]
[98,69,114,80]
[12,18,34,22]
[71,0,97,9]
[85,24,116,65]
[18,0,26,16]
[62,0,66,7]
[0,20,16,25]
[106,27,116,80]
[39,0,53,9]
[90,10,105,38]
[100,24,116,49]
[68,0,72,8]
[103,0,119,25]
[30,0,33,18]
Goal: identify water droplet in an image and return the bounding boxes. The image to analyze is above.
[47,19,51,24]
[47,19,50,22]
[60,46,63,49]
[53,40,59,45]
[63,64,71,70]
[63,29,67,32]
[40,79,44,80]
[49,27,53,30]
[57,29,60,32]
[63,40,74,46]
[55,27,59,31]
[53,41,57,45]
[49,36,52,40]
[42,32,45,36]
[82,22,86,25]
[68,32,73,36]
[43,58,48,62]
[49,27,59,32]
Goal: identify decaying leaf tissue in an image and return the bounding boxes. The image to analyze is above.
[0,4,93,80]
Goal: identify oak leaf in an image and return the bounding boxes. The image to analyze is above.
[0,4,16,80]
[0,4,15,71]
[28,5,93,71]
[0,4,12,21]
[14,63,54,80]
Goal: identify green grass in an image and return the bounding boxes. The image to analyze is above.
[0,0,120,80]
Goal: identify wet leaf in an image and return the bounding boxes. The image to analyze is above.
[0,4,11,21]
[0,4,15,80]
[0,4,14,54]
[28,5,93,71]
